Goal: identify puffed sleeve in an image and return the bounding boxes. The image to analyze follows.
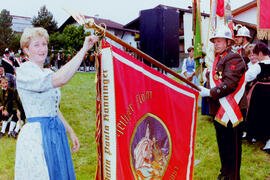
[182,58,187,73]
[245,63,261,82]
[16,62,54,92]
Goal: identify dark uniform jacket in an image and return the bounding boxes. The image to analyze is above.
[238,47,250,66]
[207,48,247,116]
[0,87,18,113]
[1,57,15,75]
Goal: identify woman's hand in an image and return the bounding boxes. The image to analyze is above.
[81,35,99,53]
[69,130,80,153]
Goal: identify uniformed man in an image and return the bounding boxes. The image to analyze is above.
[199,25,247,180]
[1,48,15,75]
[235,26,251,65]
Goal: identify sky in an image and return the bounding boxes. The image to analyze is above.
[1,0,253,26]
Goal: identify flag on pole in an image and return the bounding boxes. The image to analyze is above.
[224,0,234,39]
[205,0,233,70]
[216,0,224,17]
[257,0,270,40]
[193,0,203,60]
[205,0,217,69]
[63,8,86,25]
[96,41,199,179]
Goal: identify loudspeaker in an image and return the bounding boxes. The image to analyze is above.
[139,7,179,68]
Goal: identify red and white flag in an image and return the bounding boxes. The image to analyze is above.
[96,41,199,179]
[63,8,86,25]
[257,0,270,40]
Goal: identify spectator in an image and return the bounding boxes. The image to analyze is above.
[241,43,257,140]
[1,48,15,75]
[89,54,95,71]
[245,44,258,68]
[56,52,61,69]
[182,46,199,87]
[201,62,210,115]
[0,66,16,89]
[10,90,26,138]
[245,42,270,154]
[0,77,19,138]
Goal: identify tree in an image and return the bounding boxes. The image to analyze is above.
[9,33,21,53]
[0,9,14,55]
[49,25,87,54]
[32,5,58,34]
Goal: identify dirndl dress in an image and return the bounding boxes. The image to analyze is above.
[14,61,76,180]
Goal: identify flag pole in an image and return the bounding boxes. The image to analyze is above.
[85,20,200,91]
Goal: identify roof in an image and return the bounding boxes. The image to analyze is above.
[11,15,32,20]
[59,15,138,33]
[233,19,256,30]
[232,0,257,16]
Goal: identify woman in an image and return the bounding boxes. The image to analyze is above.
[245,42,270,154]
[14,27,98,179]
[181,46,199,86]
[242,43,257,140]
[245,44,258,68]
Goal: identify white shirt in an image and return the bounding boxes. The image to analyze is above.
[245,59,270,82]
[16,61,61,118]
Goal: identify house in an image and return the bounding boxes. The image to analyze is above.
[11,15,33,33]
[58,15,138,50]
[232,0,267,44]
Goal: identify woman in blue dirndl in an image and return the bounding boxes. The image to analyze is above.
[14,27,98,180]
[182,46,199,88]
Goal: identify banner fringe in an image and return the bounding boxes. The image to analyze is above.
[257,29,270,40]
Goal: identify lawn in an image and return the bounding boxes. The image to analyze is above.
[0,72,269,179]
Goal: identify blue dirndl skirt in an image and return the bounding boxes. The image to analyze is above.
[28,116,76,180]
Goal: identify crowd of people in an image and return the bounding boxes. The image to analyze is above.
[48,51,96,72]
[0,48,27,139]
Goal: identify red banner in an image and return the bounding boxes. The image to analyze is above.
[216,0,224,17]
[258,0,270,39]
[97,42,199,179]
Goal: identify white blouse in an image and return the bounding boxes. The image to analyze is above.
[245,59,270,82]
[16,61,61,118]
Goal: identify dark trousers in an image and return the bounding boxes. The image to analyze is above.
[214,121,243,180]
[0,110,18,122]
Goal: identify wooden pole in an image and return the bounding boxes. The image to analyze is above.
[86,22,200,91]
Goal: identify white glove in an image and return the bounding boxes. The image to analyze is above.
[199,86,210,97]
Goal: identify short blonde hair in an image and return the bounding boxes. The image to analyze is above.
[245,44,255,56]
[20,27,49,49]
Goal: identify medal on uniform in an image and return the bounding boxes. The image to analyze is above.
[214,74,219,80]
[218,72,222,79]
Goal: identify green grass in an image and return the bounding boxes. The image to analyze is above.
[0,72,269,179]
[194,113,270,179]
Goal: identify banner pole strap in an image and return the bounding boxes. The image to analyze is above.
[85,19,200,91]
